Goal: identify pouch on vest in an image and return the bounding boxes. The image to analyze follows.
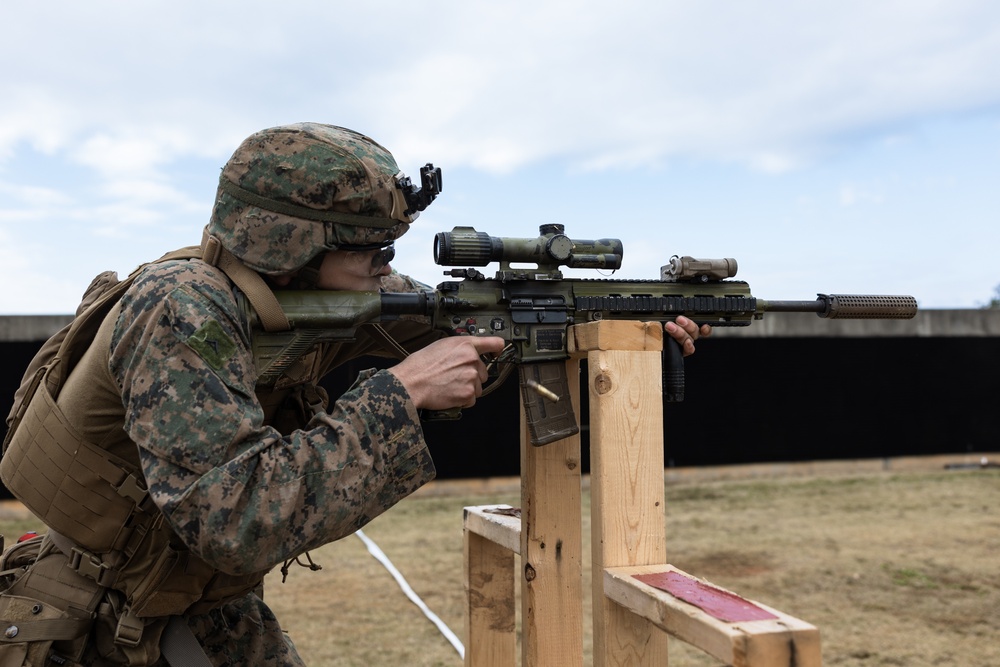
[0,537,105,666]
[0,533,42,594]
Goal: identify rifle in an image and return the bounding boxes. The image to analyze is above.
[240,224,917,446]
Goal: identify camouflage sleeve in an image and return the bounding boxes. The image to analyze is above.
[108,260,436,576]
[380,269,432,293]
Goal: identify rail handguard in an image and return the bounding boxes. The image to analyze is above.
[240,225,917,446]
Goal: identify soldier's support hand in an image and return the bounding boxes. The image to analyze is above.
[664,315,711,357]
[390,336,506,410]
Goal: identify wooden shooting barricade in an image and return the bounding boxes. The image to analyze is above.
[463,320,822,667]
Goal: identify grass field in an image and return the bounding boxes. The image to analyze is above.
[2,461,997,666]
[267,461,999,667]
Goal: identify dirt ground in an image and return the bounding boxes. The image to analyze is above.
[1,458,997,666]
[264,459,999,667]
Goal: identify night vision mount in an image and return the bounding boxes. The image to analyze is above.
[397,163,443,217]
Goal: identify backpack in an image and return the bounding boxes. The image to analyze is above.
[3,246,202,455]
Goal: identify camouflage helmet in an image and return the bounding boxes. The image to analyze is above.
[206,122,436,275]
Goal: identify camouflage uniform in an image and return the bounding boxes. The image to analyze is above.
[100,262,438,666]
[0,124,444,666]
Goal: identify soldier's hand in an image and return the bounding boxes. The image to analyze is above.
[389,336,506,410]
[664,316,712,357]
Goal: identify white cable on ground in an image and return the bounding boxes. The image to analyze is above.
[354,529,465,659]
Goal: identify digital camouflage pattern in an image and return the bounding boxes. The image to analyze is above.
[182,595,300,666]
[112,258,436,569]
[207,123,414,275]
[2,120,445,665]
[45,256,440,666]
[77,592,300,667]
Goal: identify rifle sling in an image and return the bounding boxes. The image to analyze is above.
[160,616,215,667]
[365,323,410,360]
[201,232,290,333]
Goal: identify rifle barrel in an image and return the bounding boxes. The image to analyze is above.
[762,294,917,319]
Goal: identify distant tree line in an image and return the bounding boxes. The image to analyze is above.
[984,284,1000,309]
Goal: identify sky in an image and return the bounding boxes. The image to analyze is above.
[1,1,999,314]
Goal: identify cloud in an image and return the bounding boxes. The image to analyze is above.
[839,185,885,207]
[4,1,1000,175]
[0,1,999,311]
[357,1,1000,172]
[72,135,180,178]
[0,181,74,213]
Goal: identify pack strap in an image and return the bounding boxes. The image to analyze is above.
[0,615,92,643]
[45,531,213,665]
[364,323,411,360]
[161,616,214,667]
[46,530,120,589]
[43,279,138,395]
[36,246,206,400]
[201,231,291,333]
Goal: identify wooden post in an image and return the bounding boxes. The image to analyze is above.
[463,505,520,667]
[519,356,585,667]
[463,319,822,667]
[570,321,669,667]
[464,520,516,667]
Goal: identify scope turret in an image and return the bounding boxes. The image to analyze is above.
[433,225,623,270]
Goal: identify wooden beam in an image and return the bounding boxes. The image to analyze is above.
[520,357,585,667]
[568,319,664,354]
[463,320,822,667]
[605,565,822,667]
[579,321,669,667]
[464,505,522,555]
[464,527,516,667]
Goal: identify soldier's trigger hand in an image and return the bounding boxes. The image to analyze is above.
[389,336,505,411]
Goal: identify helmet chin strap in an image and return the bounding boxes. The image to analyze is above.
[286,253,327,290]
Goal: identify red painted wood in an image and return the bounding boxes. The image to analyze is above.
[634,571,779,623]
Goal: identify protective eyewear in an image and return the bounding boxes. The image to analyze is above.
[337,242,396,270]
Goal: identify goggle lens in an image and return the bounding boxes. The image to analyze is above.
[338,242,395,270]
[372,244,395,270]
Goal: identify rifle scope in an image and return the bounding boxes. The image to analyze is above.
[433,225,624,270]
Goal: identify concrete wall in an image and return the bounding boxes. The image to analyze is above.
[694,308,1000,338]
[0,315,73,343]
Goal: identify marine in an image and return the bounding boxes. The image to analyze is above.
[0,122,710,666]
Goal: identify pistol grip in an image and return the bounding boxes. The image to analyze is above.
[663,339,685,402]
[519,361,580,446]
[420,407,463,421]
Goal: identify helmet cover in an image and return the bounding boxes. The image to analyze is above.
[207,122,415,274]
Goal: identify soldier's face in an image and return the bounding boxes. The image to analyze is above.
[315,249,392,291]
